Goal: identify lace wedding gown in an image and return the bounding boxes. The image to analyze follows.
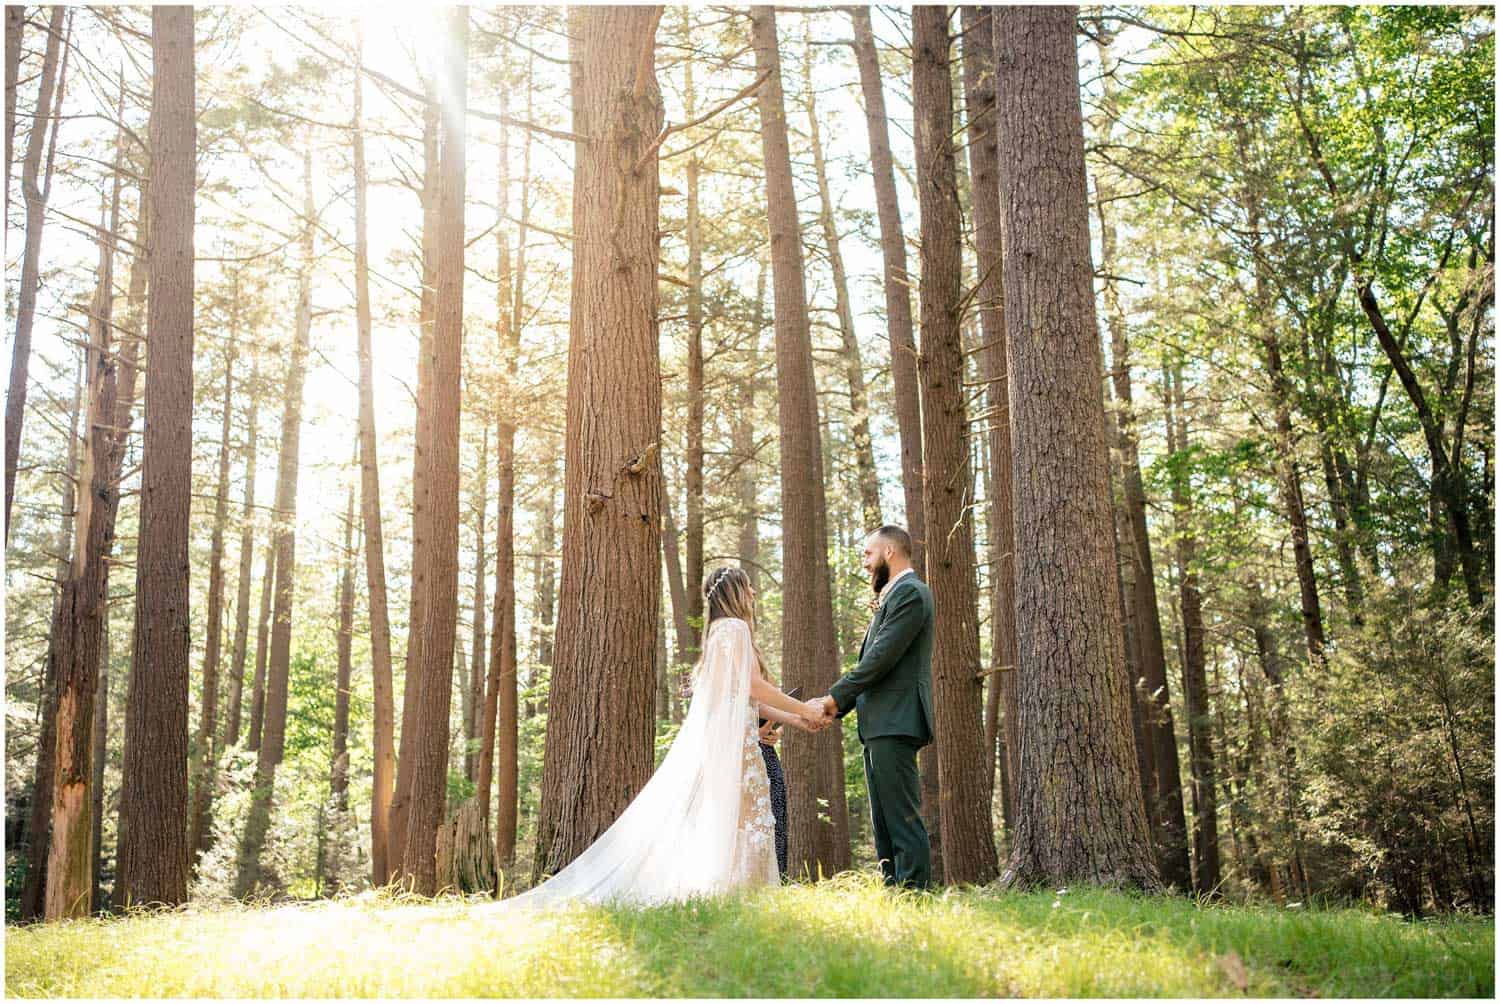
[494,616,779,909]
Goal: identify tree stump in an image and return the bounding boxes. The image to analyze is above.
[437,798,496,895]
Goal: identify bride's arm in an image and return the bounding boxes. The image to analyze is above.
[757,703,809,729]
[749,674,821,723]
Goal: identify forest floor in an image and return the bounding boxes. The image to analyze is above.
[5,871,1493,998]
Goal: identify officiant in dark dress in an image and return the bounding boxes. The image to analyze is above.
[757,720,788,879]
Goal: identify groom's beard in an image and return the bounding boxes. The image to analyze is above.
[871,560,890,595]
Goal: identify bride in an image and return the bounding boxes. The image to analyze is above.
[494,565,830,909]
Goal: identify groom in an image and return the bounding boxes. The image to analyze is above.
[810,524,935,889]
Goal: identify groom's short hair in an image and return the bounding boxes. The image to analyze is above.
[873,524,912,557]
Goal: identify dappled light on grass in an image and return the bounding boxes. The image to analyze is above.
[6,873,1492,998]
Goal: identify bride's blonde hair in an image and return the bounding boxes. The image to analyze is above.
[700,565,771,682]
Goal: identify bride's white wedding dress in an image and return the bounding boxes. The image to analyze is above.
[495,616,779,909]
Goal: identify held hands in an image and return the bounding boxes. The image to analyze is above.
[797,696,837,732]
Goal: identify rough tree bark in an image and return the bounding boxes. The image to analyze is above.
[683,27,706,665]
[115,5,195,909]
[752,5,851,877]
[959,4,1020,829]
[848,6,925,570]
[991,5,1159,890]
[534,4,665,881]
[912,6,999,886]
[396,6,467,895]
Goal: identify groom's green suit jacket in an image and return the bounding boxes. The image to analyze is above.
[828,575,936,745]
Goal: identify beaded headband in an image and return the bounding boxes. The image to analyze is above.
[704,567,734,604]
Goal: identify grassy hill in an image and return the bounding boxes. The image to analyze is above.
[6,872,1492,997]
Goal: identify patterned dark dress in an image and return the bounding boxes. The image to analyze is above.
[758,740,789,879]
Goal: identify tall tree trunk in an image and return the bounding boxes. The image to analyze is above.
[246,544,274,752]
[236,141,315,898]
[912,7,998,886]
[396,7,467,896]
[535,4,665,881]
[991,5,1159,891]
[39,105,126,919]
[351,31,396,886]
[1163,362,1221,897]
[5,5,68,541]
[959,4,1020,830]
[188,336,236,870]
[116,5,195,908]
[90,590,108,912]
[803,43,881,531]
[224,355,260,749]
[848,6,924,570]
[481,89,522,868]
[465,426,488,783]
[326,480,356,896]
[752,5,850,878]
[389,69,443,869]
[661,495,694,667]
[533,470,556,673]
[1089,23,1192,890]
[682,28,706,664]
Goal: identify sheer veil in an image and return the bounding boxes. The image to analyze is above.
[491,616,777,910]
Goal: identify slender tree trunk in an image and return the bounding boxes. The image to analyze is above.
[734,262,765,590]
[5,5,68,541]
[396,7,467,896]
[39,106,126,919]
[662,496,694,667]
[326,480,356,896]
[1090,25,1192,889]
[115,5,195,908]
[247,544,274,752]
[188,337,236,870]
[683,31,706,663]
[960,5,1021,830]
[535,4,665,881]
[849,6,924,570]
[225,356,260,749]
[912,7,999,886]
[465,426,488,783]
[236,141,315,898]
[390,69,443,869]
[1163,362,1221,897]
[804,43,881,531]
[753,5,850,877]
[90,589,108,912]
[350,32,396,886]
[991,5,1159,891]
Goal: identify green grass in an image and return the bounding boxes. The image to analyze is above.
[6,872,1492,997]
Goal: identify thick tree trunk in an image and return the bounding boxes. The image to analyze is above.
[1090,25,1192,890]
[912,7,998,886]
[848,6,924,570]
[991,5,1159,890]
[236,141,314,898]
[115,5,196,909]
[397,7,467,896]
[188,339,236,870]
[804,45,881,531]
[960,5,1020,829]
[534,5,665,881]
[89,591,108,911]
[1163,363,1221,897]
[752,5,850,878]
[225,356,260,749]
[350,35,396,886]
[5,5,67,541]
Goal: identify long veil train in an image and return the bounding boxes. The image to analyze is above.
[491,616,778,909]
